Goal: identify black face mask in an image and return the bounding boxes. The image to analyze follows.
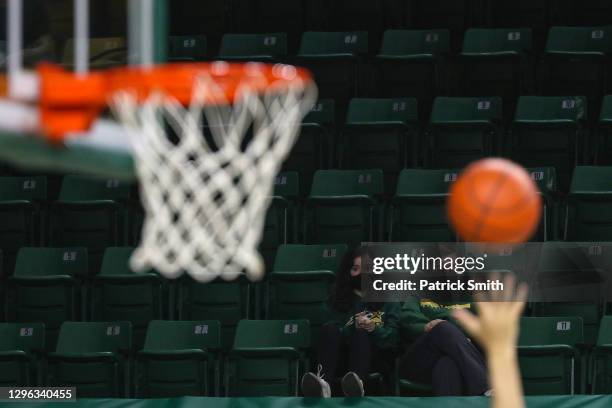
[351,274,362,290]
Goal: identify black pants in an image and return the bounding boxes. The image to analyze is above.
[316,324,393,395]
[398,321,488,396]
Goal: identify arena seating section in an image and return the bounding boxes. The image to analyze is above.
[3,0,612,401]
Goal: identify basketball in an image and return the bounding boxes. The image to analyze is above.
[447,158,542,243]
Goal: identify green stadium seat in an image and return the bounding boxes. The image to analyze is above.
[527,167,558,241]
[62,37,127,69]
[540,26,612,116]
[266,244,347,340]
[458,28,533,120]
[136,320,222,397]
[297,31,369,122]
[484,0,565,51]
[533,303,601,349]
[407,0,475,52]
[570,0,612,28]
[218,33,287,62]
[234,0,303,52]
[168,35,207,61]
[283,99,335,192]
[0,323,45,386]
[260,172,300,270]
[90,247,165,349]
[518,316,584,395]
[49,175,132,273]
[533,243,611,337]
[169,0,228,56]
[46,321,131,397]
[178,277,251,351]
[591,315,612,393]
[340,98,419,194]
[0,176,46,274]
[6,247,87,350]
[566,166,612,240]
[427,97,502,168]
[509,96,586,191]
[390,169,458,242]
[372,29,449,122]
[305,169,383,246]
[225,319,310,396]
[595,95,612,164]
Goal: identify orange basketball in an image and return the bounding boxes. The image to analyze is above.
[447,158,542,243]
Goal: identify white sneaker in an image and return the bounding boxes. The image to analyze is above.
[341,372,364,397]
[301,365,331,398]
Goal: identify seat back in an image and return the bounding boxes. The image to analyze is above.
[8,247,87,350]
[178,277,251,350]
[342,98,419,192]
[379,29,450,57]
[306,169,383,246]
[566,166,612,240]
[268,244,347,337]
[298,31,368,119]
[261,172,300,269]
[391,169,458,241]
[227,319,310,396]
[285,99,335,191]
[50,175,132,273]
[596,95,612,164]
[374,29,449,119]
[546,26,612,54]
[518,316,584,395]
[63,37,126,68]
[462,28,532,55]
[48,321,131,397]
[428,97,502,168]
[593,315,612,393]
[272,244,348,273]
[219,33,287,60]
[527,167,557,240]
[91,247,163,349]
[0,176,47,274]
[0,323,45,386]
[460,28,533,109]
[144,320,221,351]
[168,35,207,61]
[511,96,586,191]
[542,27,611,108]
[137,320,221,397]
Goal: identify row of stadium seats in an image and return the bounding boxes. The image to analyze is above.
[2,242,612,350]
[3,316,612,396]
[67,27,612,124]
[166,0,612,53]
[1,164,611,273]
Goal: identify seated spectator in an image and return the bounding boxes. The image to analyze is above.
[301,246,400,397]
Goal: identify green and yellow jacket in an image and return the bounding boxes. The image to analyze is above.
[399,297,473,343]
[325,293,401,350]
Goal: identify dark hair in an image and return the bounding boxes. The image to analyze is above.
[330,246,372,312]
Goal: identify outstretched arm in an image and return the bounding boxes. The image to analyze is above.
[453,274,528,408]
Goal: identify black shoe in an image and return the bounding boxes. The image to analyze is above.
[341,372,364,397]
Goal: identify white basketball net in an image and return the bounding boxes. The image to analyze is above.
[111,63,317,282]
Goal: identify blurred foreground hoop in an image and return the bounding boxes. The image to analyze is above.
[57,61,317,282]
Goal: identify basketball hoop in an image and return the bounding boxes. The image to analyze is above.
[37,62,317,282]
